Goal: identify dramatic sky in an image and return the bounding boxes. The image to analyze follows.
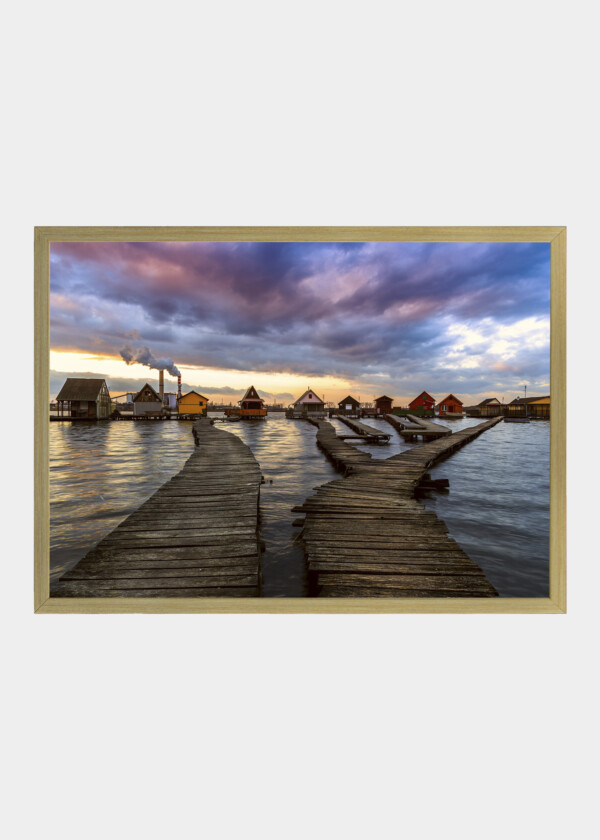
[50,241,550,405]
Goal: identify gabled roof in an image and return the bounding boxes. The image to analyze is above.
[374,395,393,403]
[133,382,162,402]
[294,388,325,406]
[241,385,264,403]
[410,391,435,403]
[338,395,360,406]
[177,390,209,402]
[437,394,463,405]
[56,378,107,401]
[508,395,550,405]
[478,397,502,407]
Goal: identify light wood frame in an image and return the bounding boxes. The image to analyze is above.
[34,226,566,614]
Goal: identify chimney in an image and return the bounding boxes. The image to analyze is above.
[177,374,182,399]
[159,370,164,402]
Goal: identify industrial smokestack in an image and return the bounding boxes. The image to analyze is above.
[159,370,164,402]
[177,374,182,399]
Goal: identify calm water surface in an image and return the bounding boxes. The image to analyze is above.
[221,416,338,595]
[420,418,549,596]
[50,414,549,596]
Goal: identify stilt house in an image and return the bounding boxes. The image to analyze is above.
[477,397,503,417]
[337,395,361,416]
[288,388,326,419]
[506,395,550,419]
[225,385,267,419]
[55,378,112,419]
[177,391,208,417]
[133,383,164,416]
[437,394,463,417]
[408,391,435,413]
[374,395,393,415]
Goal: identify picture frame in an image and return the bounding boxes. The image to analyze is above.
[34,226,566,614]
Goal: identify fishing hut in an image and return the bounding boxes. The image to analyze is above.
[374,395,394,415]
[477,397,503,417]
[55,378,112,420]
[506,395,550,419]
[133,383,164,417]
[408,391,436,414]
[436,394,463,417]
[225,385,267,419]
[336,395,361,416]
[177,391,208,417]
[287,388,326,419]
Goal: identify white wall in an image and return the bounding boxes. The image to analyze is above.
[133,401,163,415]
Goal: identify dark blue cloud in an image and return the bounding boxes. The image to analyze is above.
[50,241,550,398]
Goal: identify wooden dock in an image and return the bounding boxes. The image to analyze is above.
[336,415,391,443]
[295,417,503,597]
[384,413,451,441]
[307,418,373,472]
[53,419,263,597]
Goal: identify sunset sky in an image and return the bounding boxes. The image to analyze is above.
[50,241,550,405]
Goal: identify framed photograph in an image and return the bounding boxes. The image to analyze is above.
[34,226,566,613]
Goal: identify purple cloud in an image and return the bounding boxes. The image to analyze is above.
[50,241,550,398]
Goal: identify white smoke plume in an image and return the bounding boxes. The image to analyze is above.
[120,345,180,377]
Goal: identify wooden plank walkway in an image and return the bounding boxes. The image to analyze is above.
[307,418,373,473]
[53,419,263,598]
[384,413,451,440]
[410,415,452,435]
[336,415,391,443]
[295,417,503,597]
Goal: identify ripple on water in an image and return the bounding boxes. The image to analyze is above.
[50,415,550,597]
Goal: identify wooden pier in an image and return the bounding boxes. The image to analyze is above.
[307,418,373,471]
[53,419,263,597]
[336,415,391,443]
[294,417,503,597]
[384,412,451,441]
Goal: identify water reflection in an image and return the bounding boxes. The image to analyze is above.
[421,418,550,596]
[50,420,196,582]
[49,415,550,597]
[220,415,339,596]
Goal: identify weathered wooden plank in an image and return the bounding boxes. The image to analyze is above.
[62,568,259,582]
[56,418,263,598]
[303,522,449,536]
[53,583,258,598]
[66,574,260,589]
[97,535,256,551]
[136,502,258,512]
[80,544,259,562]
[337,416,391,441]
[317,585,489,598]
[112,517,257,532]
[313,572,495,589]
[100,531,256,547]
[74,558,258,571]
[301,417,503,598]
[306,537,462,549]
[309,548,471,561]
[308,562,485,574]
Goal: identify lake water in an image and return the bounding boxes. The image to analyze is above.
[330,416,550,596]
[49,414,550,597]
